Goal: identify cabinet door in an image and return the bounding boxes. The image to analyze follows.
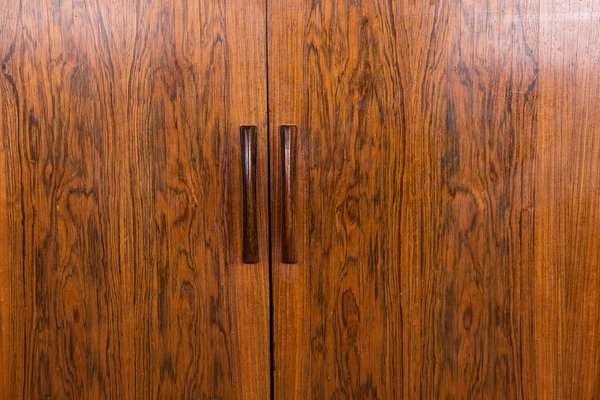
[0,0,270,398]
[268,0,600,398]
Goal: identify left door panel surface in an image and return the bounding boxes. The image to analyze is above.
[0,1,270,398]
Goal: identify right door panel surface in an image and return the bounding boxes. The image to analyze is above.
[268,1,600,398]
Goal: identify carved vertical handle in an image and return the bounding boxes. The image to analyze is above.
[241,126,259,264]
[280,125,297,263]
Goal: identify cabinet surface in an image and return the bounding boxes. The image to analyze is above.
[0,0,270,398]
[268,0,600,399]
[1,0,600,399]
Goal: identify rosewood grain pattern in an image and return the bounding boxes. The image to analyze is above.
[1,1,133,398]
[117,0,271,398]
[0,0,270,399]
[0,3,21,399]
[534,1,600,398]
[280,125,298,264]
[269,0,600,399]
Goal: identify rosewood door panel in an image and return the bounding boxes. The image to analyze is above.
[0,1,270,399]
[268,0,600,398]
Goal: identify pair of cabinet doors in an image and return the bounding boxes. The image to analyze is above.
[1,0,600,399]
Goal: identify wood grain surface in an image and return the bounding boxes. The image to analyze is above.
[268,0,600,398]
[0,0,270,399]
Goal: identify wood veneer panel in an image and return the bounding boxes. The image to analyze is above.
[534,1,600,398]
[0,1,270,398]
[268,0,600,398]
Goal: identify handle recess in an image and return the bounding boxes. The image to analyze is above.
[241,126,259,264]
[280,125,297,263]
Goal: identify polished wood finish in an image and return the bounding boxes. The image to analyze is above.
[0,0,270,398]
[2,0,600,398]
[269,0,600,398]
[280,125,298,264]
[241,126,259,264]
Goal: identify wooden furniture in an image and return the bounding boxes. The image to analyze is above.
[1,0,599,398]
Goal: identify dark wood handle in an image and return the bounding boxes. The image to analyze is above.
[241,126,259,264]
[280,125,297,263]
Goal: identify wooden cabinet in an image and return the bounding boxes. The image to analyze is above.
[0,1,270,398]
[1,0,599,399]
